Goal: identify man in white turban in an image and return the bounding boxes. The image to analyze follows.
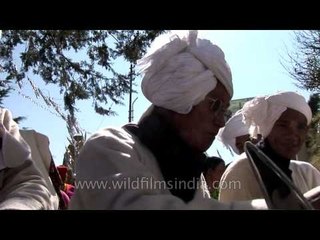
[70,30,270,210]
[217,109,261,155]
[219,91,320,208]
[0,108,57,210]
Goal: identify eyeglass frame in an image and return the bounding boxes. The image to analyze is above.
[206,97,231,122]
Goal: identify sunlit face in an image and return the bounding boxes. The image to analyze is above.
[266,108,309,159]
[235,134,261,154]
[173,82,231,152]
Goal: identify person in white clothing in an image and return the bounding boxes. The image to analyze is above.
[217,109,261,155]
[203,156,226,199]
[0,108,57,210]
[219,92,320,206]
[69,30,272,210]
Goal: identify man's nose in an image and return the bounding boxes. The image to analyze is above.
[286,126,301,144]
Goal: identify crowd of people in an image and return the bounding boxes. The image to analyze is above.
[1,30,320,210]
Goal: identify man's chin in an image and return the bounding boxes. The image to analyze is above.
[281,150,298,160]
[203,138,215,152]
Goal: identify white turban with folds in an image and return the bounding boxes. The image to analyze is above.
[242,91,312,138]
[217,110,250,155]
[138,30,233,114]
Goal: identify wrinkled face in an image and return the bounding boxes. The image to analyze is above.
[267,108,309,159]
[235,134,261,154]
[174,82,231,152]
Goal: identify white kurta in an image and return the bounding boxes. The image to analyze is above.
[69,127,267,210]
[20,130,59,209]
[0,108,57,210]
[219,152,320,203]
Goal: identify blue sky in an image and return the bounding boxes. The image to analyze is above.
[3,30,313,165]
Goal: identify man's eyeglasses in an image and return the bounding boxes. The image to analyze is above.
[207,97,230,122]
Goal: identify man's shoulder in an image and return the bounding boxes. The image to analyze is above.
[228,153,250,170]
[290,160,319,173]
[290,160,314,168]
[83,126,137,151]
[90,126,133,142]
[223,153,252,181]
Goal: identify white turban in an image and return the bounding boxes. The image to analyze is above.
[138,30,233,114]
[217,110,250,155]
[242,91,312,138]
[0,108,31,170]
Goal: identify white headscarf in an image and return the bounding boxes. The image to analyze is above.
[217,110,250,155]
[138,30,233,114]
[242,91,312,138]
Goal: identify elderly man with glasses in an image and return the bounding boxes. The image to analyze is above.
[70,30,269,210]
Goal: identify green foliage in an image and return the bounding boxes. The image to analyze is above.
[285,31,320,168]
[311,153,320,171]
[286,31,320,92]
[13,116,26,124]
[0,30,166,170]
[306,112,320,170]
[306,94,320,170]
[0,80,26,123]
[210,188,220,200]
[0,80,11,107]
[0,30,165,118]
[308,93,320,115]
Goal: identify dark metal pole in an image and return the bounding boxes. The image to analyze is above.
[128,63,133,122]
